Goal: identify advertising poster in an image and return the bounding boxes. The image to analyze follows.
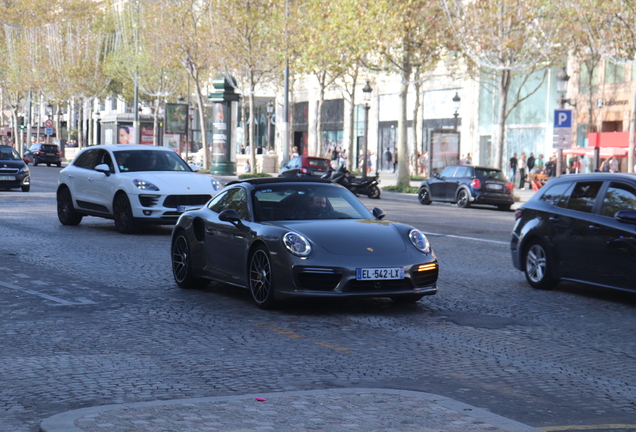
[164,134,180,152]
[211,102,228,164]
[141,127,154,145]
[165,103,187,135]
[431,133,459,175]
[118,126,134,144]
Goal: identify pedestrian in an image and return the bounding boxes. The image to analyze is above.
[508,152,518,184]
[518,153,527,189]
[609,156,619,173]
[527,152,535,171]
[460,154,467,165]
[392,148,398,173]
[419,151,429,177]
[536,154,545,172]
[570,155,581,174]
[545,156,556,177]
[384,148,393,172]
[601,158,610,172]
[465,153,472,165]
[244,160,251,174]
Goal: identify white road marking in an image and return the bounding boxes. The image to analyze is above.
[0,281,96,306]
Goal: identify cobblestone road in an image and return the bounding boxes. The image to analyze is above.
[1,170,635,432]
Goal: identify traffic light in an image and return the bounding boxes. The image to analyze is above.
[19,117,24,130]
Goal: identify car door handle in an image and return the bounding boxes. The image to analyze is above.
[549,216,560,222]
[588,224,602,231]
[88,177,95,182]
[68,174,75,179]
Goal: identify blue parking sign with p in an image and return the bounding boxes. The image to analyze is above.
[554,110,572,128]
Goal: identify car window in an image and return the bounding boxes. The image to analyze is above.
[208,188,248,220]
[600,182,636,217]
[0,147,21,160]
[114,150,190,172]
[452,166,469,178]
[563,181,603,213]
[42,145,59,152]
[73,149,99,169]
[440,166,456,178]
[95,150,115,172]
[475,168,506,180]
[539,182,572,206]
[307,158,329,168]
[291,157,300,168]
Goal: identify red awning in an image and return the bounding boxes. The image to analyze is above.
[586,132,630,148]
[563,147,628,158]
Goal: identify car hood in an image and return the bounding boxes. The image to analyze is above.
[119,171,217,193]
[271,219,407,255]
[0,160,27,170]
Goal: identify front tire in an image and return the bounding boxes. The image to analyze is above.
[113,193,136,234]
[172,232,208,289]
[248,246,277,309]
[57,187,83,225]
[418,187,432,205]
[524,240,557,290]
[456,189,470,208]
[367,185,381,199]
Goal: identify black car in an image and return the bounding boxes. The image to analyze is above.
[24,143,63,167]
[418,165,515,210]
[171,178,439,309]
[0,145,31,192]
[511,173,636,292]
[279,156,331,178]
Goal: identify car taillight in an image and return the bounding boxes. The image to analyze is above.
[37,150,45,155]
[56,152,62,156]
[515,208,524,220]
[471,179,481,189]
[506,182,514,192]
[300,167,308,174]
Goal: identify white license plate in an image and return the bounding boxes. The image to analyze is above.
[0,175,16,181]
[356,267,404,280]
[487,183,503,190]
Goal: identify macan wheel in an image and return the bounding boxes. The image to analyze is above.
[113,193,136,234]
[418,187,432,205]
[248,245,277,309]
[456,189,471,208]
[524,239,557,290]
[57,187,83,225]
[172,232,209,289]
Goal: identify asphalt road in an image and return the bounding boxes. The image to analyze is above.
[1,165,635,432]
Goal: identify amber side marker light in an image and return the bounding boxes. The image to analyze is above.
[417,264,438,272]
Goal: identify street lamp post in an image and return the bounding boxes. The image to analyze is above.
[555,67,573,175]
[178,93,190,163]
[452,92,461,132]
[362,81,372,178]
[266,100,274,152]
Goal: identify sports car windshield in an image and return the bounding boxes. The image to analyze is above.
[253,184,374,221]
[113,150,192,172]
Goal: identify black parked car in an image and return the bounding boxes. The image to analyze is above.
[511,173,636,292]
[418,165,514,211]
[279,156,331,178]
[0,145,30,192]
[24,143,62,167]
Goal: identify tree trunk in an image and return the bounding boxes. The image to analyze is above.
[191,67,209,170]
[495,70,511,170]
[153,97,160,146]
[629,59,636,173]
[347,76,357,171]
[396,57,412,188]
[249,69,257,173]
[315,71,326,157]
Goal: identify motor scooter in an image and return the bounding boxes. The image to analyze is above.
[328,166,381,199]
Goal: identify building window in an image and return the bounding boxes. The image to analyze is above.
[605,61,625,83]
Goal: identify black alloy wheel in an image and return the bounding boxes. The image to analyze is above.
[57,187,83,225]
[33,159,38,166]
[418,187,432,205]
[367,185,381,199]
[390,294,425,304]
[172,232,208,289]
[248,246,277,309]
[113,193,136,234]
[456,189,471,208]
[524,240,557,290]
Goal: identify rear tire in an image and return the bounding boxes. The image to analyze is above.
[248,246,278,309]
[113,193,136,234]
[524,240,557,290]
[172,232,209,289]
[367,185,381,199]
[456,189,470,208]
[418,187,432,205]
[498,204,511,211]
[57,187,83,225]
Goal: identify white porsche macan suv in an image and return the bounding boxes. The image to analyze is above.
[57,145,221,233]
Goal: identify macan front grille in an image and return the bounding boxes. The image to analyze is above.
[139,194,160,207]
[163,194,211,208]
[295,267,342,291]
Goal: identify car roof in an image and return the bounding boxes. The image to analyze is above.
[546,172,636,182]
[444,164,501,171]
[226,177,334,187]
[85,145,174,152]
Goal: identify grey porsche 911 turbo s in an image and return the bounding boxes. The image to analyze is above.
[171,178,439,309]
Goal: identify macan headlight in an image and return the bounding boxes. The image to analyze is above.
[133,179,160,191]
[409,229,431,254]
[283,232,312,257]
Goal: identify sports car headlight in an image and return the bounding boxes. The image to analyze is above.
[211,179,221,190]
[409,229,430,254]
[133,179,160,191]
[283,232,312,257]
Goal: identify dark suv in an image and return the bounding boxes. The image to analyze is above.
[279,156,331,178]
[418,165,514,211]
[0,145,31,192]
[25,143,62,167]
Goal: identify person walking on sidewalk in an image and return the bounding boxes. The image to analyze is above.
[527,153,535,171]
[384,148,393,172]
[518,153,527,189]
[508,152,518,185]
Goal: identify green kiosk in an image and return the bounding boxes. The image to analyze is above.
[208,75,240,175]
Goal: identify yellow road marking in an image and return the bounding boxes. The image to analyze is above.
[540,425,636,431]
[254,323,351,352]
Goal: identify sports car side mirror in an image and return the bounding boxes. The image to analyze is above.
[372,207,385,220]
[219,209,242,224]
[615,209,636,225]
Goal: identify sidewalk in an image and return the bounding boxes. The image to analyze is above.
[40,388,542,432]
